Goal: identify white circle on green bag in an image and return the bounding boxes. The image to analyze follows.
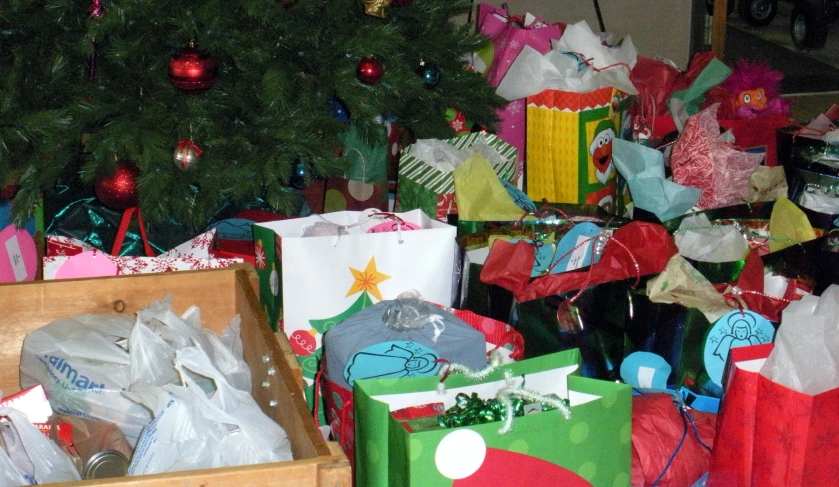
[703,309,775,387]
[435,429,486,479]
[269,268,279,296]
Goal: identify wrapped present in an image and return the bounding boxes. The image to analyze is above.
[320,294,524,468]
[355,349,632,487]
[631,393,716,487]
[43,228,241,279]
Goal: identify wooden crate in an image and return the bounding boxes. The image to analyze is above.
[0,266,350,487]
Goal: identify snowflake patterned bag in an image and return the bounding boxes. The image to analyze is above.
[42,228,242,278]
[396,133,517,222]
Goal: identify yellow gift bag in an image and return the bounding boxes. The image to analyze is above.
[526,87,630,213]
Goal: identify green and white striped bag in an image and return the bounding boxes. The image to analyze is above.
[396,133,517,221]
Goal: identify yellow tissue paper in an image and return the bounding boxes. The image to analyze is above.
[453,154,525,221]
[769,196,817,253]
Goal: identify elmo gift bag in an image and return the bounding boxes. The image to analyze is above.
[526,88,630,211]
[355,348,632,487]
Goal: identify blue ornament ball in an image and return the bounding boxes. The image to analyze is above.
[290,158,311,189]
[328,97,350,123]
[416,62,440,89]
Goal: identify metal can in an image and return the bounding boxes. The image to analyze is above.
[82,450,129,479]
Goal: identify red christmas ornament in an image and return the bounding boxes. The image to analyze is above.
[356,56,384,84]
[94,160,141,210]
[168,42,218,93]
[289,329,318,356]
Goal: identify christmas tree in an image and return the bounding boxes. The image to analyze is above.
[1,0,502,229]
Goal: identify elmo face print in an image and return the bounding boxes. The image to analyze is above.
[589,119,616,185]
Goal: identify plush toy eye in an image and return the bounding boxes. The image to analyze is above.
[756,90,763,100]
[743,93,752,104]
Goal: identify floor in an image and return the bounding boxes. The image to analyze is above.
[723,0,839,121]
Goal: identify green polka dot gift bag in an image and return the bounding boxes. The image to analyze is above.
[354,348,632,487]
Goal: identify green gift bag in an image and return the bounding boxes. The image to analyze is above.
[396,133,518,221]
[354,349,632,487]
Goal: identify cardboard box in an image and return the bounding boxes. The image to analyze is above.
[0,266,350,487]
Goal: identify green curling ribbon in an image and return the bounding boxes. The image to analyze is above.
[438,392,569,428]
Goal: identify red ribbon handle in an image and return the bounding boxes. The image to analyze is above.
[112,207,154,257]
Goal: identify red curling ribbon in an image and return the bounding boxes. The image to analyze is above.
[176,139,204,158]
[111,207,155,257]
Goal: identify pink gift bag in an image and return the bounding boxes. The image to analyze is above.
[476,3,564,165]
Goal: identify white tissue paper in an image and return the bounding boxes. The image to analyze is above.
[406,136,507,174]
[675,214,751,262]
[760,285,839,395]
[799,187,839,214]
[495,21,638,101]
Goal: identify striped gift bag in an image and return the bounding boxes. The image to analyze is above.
[396,133,517,221]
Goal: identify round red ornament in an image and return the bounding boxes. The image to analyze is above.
[168,42,218,93]
[356,56,384,84]
[94,160,140,210]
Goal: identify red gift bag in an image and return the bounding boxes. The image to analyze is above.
[479,221,677,303]
[708,343,839,486]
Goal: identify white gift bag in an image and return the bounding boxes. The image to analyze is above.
[253,209,457,388]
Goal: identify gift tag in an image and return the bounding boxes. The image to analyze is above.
[500,178,536,212]
[367,220,422,233]
[550,222,602,274]
[0,225,37,282]
[703,309,775,388]
[54,251,119,280]
[343,341,440,386]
